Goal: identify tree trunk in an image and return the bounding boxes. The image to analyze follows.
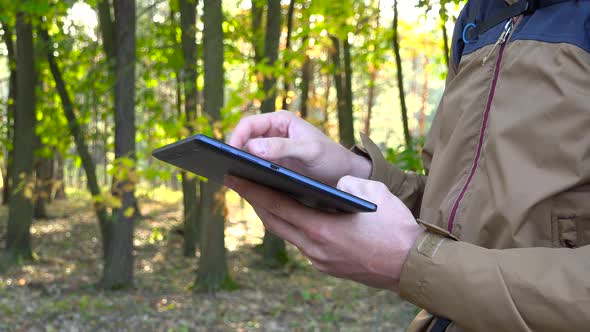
[54,152,66,200]
[4,13,36,264]
[101,0,137,289]
[1,21,16,206]
[179,0,200,257]
[259,0,288,267]
[196,0,232,292]
[102,117,109,187]
[299,55,312,119]
[330,36,354,148]
[419,50,429,138]
[364,0,381,137]
[181,173,199,256]
[322,73,331,132]
[40,28,110,251]
[393,0,412,148]
[251,0,264,92]
[440,6,450,67]
[197,181,230,291]
[97,0,116,64]
[1,154,9,205]
[33,154,53,219]
[173,59,183,194]
[364,69,377,136]
[260,0,282,114]
[97,0,139,218]
[95,0,115,193]
[281,0,296,111]
[342,38,355,147]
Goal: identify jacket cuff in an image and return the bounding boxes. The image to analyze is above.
[351,133,407,194]
[416,219,458,241]
[398,222,457,312]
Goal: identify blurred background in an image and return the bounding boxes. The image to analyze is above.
[0,0,465,330]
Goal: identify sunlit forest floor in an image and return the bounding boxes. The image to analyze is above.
[0,188,416,331]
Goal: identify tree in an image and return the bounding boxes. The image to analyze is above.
[393,0,411,148]
[251,0,264,84]
[39,27,110,251]
[4,12,37,264]
[362,2,382,137]
[440,6,450,67]
[281,0,296,111]
[364,68,377,136]
[53,153,66,200]
[330,36,355,148]
[1,21,16,206]
[97,0,116,67]
[101,0,137,289]
[299,55,312,119]
[33,149,52,219]
[259,0,289,268]
[179,0,200,257]
[196,0,232,292]
[342,38,354,145]
[259,0,282,115]
[417,0,467,68]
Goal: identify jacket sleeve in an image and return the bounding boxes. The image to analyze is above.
[351,59,458,216]
[399,230,590,331]
[351,134,427,217]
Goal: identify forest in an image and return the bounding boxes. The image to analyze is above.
[0,0,464,330]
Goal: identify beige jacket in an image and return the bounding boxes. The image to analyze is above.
[353,1,590,331]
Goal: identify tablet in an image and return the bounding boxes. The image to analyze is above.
[152,134,377,213]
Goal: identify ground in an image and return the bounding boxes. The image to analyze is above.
[0,188,416,331]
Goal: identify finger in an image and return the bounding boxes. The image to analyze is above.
[244,137,321,162]
[251,205,308,249]
[228,111,296,149]
[226,176,334,229]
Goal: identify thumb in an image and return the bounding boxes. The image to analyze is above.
[245,137,320,162]
[337,175,388,201]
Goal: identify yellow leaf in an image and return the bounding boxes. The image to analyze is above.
[127,171,139,184]
[23,187,33,200]
[92,194,104,203]
[180,127,190,138]
[124,207,135,218]
[123,183,135,192]
[213,127,223,140]
[109,196,123,209]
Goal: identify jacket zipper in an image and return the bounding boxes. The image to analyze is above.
[446,20,515,233]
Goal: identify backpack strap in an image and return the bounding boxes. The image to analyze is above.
[463,0,572,44]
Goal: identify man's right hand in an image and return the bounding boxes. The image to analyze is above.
[228,111,372,186]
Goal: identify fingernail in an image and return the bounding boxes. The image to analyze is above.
[252,140,269,156]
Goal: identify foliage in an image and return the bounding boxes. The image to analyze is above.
[385,136,426,173]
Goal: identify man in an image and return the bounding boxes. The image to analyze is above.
[226,0,590,330]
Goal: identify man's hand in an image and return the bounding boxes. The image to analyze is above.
[226,175,423,292]
[229,111,371,186]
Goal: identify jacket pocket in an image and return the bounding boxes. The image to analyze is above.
[551,187,590,248]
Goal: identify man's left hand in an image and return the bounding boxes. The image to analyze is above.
[225,175,423,293]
